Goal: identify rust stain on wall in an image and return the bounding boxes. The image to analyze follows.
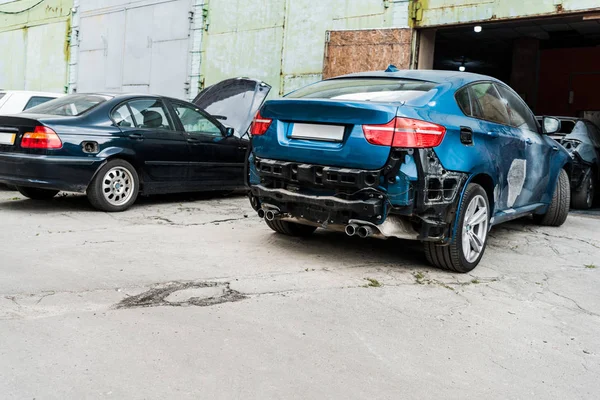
[323,28,412,79]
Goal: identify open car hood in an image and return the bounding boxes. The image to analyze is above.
[193,78,271,137]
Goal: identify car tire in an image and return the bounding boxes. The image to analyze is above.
[424,183,490,273]
[533,169,570,226]
[16,186,59,200]
[87,159,139,212]
[571,169,595,210]
[265,219,317,237]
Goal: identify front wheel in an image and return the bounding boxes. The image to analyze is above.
[425,183,490,273]
[16,186,59,200]
[533,169,570,226]
[265,219,317,237]
[87,159,139,212]
[571,169,595,210]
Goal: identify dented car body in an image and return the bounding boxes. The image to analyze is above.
[247,70,572,272]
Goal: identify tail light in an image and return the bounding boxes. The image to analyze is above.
[250,111,272,136]
[363,117,446,148]
[21,126,62,149]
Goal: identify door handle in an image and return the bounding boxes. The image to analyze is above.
[128,133,144,140]
[552,145,560,151]
[525,138,533,145]
[485,131,499,139]
[187,137,200,143]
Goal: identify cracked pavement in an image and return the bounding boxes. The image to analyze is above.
[1,188,599,399]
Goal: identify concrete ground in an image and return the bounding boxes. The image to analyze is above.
[0,187,599,400]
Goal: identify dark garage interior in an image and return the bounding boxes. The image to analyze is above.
[427,13,600,120]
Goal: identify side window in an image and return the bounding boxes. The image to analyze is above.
[469,83,510,125]
[111,104,135,127]
[172,101,222,137]
[128,99,174,130]
[455,88,472,116]
[23,96,55,111]
[495,84,538,132]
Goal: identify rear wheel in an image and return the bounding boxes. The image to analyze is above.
[424,183,490,273]
[533,169,570,226]
[87,159,139,212]
[571,169,595,210]
[16,186,59,200]
[265,219,317,237]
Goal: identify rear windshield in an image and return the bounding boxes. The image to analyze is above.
[286,78,437,103]
[23,94,112,116]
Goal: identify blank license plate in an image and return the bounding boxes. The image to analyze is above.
[0,132,16,145]
[291,123,344,142]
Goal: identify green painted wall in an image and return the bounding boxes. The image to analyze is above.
[413,0,600,27]
[0,0,72,92]
[201,0,412,97]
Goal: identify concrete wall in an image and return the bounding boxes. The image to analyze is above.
[201,0,411,97]
[413,0,600,27]
[0,0,72,92]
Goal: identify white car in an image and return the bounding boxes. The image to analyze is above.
[0,90,64,115]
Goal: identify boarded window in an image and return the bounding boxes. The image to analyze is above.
[323,29,412,79]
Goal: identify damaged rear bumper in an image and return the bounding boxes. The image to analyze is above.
[248,149,468,243]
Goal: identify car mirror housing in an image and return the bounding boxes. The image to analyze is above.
[543,116,561,134]
[224,127,235,137]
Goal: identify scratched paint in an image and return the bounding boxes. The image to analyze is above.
[413,0,600,27]
[201,0,411,97]
[0,0,72,92]
[507,159,526,208]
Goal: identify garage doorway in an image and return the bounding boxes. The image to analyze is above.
[419,13,600,120]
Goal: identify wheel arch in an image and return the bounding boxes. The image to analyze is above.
[86,148,144,192]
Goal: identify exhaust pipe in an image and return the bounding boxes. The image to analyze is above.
[257,209,266,219]
[265,210,279,221]
[357,226,374,238]
[345,224,359,236]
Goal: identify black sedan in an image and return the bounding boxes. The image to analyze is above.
[537,116,600,209]
[0,79,271,211]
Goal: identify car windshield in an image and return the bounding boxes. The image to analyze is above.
[23,94,112,116]
[286,78,437,103]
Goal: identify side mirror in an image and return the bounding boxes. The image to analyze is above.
[543,116,561,134]
[224,127,235,137]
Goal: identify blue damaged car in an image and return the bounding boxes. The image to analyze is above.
[246,69,571,272]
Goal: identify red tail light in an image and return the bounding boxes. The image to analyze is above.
[21,126,62,149]
[363,117,446,148]
[250,111,272,136]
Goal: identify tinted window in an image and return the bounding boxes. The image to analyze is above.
[111,104,135,127]
[286,78,437,102]
[23,96,55,111]
[24,94,111,116]
[469,83,510,125]
[172,101,221,137]
[495,84,538,132]
[456,88,472,116]
[128,99,174,130]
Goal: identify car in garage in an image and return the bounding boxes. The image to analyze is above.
[0,90,63,115]
[536,116,600,209]
[246,69,572,272]
[0,78,271,211]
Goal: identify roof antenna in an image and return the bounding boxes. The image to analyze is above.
[385,64,399,72]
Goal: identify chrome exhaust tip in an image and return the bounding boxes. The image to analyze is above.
[265,210,279,221]
[357,226,373,238]
[345,224,359,236]
[257,209,266,219]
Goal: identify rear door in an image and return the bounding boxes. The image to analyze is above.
[467,82,528,211]
[168,100,245,189]
[112,98,189,192]
[495,83,553,206]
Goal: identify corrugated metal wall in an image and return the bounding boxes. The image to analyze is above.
[201,0,411,97]
[75,0,196,99]
[0,0,72,92]
[413,0,600,27]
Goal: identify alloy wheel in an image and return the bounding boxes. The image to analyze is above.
[461,194,489,263]
[102,167,135,206]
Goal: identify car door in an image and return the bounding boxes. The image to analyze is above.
[167,99,246,189]
[111,98,190,193]
[467,82,528,211]
[495,83,553,207]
